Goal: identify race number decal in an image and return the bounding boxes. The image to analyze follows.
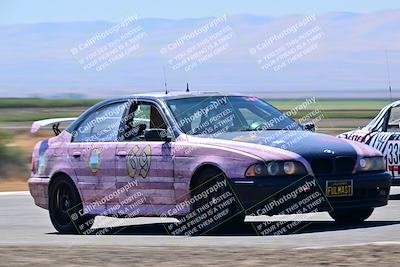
[127,145,152,179]
[385,140,400,178]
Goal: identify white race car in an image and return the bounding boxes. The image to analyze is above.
[338,100,400,185]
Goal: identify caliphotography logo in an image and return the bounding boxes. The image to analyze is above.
[0,0,399,266]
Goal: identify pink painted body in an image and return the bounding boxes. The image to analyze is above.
[29,130,309,217]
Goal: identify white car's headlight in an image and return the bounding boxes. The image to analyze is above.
[245,161,307,177]
[357,157,385,172]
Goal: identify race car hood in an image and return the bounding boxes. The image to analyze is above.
[188,130,381,162]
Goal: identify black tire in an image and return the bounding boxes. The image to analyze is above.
[329,208,374,224]
[48,175,95,234]
[190,168,245,235]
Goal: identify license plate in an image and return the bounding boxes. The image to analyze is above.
[326,180,353,197]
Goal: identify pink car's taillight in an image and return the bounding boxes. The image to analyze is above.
[31,158,36,173]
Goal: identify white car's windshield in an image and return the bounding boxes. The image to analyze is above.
[166,96,301,135]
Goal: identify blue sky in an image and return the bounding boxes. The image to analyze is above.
[0,0,399,24]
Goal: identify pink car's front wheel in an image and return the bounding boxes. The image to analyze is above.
[190,168,245,234]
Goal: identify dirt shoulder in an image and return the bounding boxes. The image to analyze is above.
[0,244,398,266]
[0,180,28,192]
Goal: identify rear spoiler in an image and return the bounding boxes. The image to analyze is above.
[31,118,77,135]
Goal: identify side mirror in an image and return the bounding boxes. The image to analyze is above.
[144,129,171,142]
[302,123,315,132]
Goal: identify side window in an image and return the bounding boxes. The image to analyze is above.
[387,107,400,132]
[122,102,168,141]
[73,102,127,142]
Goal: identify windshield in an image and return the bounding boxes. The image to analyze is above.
[166,96,301,135]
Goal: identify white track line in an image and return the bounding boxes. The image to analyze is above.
[390,186,400,195]
[0,191,29,196]
[294,241,400,250]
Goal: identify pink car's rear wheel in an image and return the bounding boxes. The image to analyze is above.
[48,176,94,234]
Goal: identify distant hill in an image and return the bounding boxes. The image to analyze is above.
[0,10,399,98]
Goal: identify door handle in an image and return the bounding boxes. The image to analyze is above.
[72,151,81,158]
[116,151,127,157]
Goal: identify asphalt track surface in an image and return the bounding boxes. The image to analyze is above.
[2,188,400,249]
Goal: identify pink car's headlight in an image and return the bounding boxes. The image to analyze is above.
[357,157,385,172]
[245,161,307,177]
